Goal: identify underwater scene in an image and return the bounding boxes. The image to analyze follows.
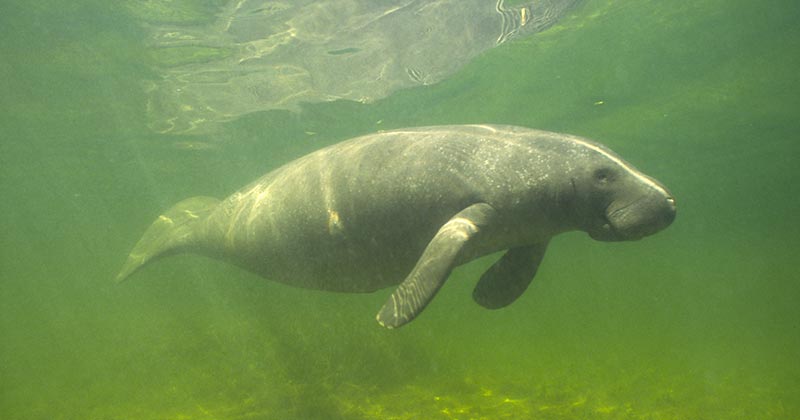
[1,0,798,418]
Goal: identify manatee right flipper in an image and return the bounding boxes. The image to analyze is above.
[472,241,549,309]
[376,203,498,329]
[115,196,219,282]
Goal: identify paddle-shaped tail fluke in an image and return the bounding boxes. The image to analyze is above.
[115,196,220,283]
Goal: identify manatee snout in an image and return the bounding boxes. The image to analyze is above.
[600,179,676,241]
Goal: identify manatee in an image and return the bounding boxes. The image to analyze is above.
[117,125,676,328]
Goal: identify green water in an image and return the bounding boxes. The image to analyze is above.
[1,0,798,418]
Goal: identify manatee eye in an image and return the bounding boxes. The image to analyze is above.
[594,168,615,185]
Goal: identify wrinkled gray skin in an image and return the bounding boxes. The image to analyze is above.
[117,125,676,328]
[138,0,582,133]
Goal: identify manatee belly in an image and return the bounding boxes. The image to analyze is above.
[216,195,468,292]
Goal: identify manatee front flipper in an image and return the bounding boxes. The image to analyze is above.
[116,196,220,282]
[376,203,498,329]
[472,241,549,309]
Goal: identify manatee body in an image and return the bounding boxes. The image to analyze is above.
[117,125,676,328]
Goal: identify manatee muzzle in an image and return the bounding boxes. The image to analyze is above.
[592,192,676,241]
[589,185,676,241]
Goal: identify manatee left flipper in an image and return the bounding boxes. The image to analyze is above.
[376,203,498,329]
[472,241,548,309]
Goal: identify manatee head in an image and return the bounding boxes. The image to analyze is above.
[570,142,676,242]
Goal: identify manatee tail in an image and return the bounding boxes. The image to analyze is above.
[116,196,220,283]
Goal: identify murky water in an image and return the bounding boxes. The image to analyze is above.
[1,0,798,418]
